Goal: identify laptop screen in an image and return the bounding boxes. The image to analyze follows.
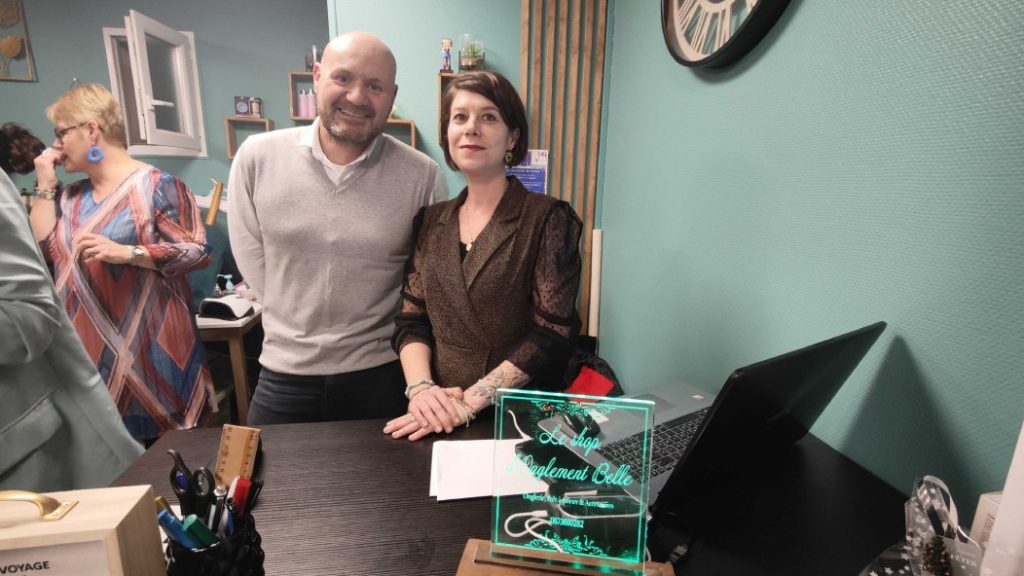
[652,321,887,515]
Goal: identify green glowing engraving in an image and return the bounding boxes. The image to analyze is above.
[491,389,656,572]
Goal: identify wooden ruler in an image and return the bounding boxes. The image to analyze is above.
[214,424,261,487]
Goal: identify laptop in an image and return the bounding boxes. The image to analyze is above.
[540,321,887,511]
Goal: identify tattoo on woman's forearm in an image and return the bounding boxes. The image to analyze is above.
[470,384,498,401]
[470,366,531,405]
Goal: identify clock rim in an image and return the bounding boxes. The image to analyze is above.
[660,0,791,69]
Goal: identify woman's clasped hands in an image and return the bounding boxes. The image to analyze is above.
[384,384,475,441]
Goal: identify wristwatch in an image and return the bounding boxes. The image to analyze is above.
[130,245,145,264]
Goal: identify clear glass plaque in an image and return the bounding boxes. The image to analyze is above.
[489,389,655,575]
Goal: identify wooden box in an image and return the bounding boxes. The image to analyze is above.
[0,485,164,576]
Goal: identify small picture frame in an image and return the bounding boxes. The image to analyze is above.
[234,96,251,116]
[0,0,36,82]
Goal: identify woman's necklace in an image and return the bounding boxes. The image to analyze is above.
[462,180,508,251]
[461,205,490,252]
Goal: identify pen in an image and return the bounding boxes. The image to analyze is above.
[224,498,238,536]
[246,478,264,513]
[158,509,197,549]
[209,487,227,530]
[227,476,239,503]
[217,497,233,537]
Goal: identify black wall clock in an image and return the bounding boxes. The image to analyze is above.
[662,0,791,69]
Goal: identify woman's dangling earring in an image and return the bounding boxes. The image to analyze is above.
[504,150,514,166]
[87,145,104,163]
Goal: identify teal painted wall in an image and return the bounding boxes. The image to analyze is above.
[599,1,1023,511]
[0,0,328,202]
[328,0,521,196]
[5,0,1018,517]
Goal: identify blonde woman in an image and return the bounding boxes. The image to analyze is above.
[31,83,213,444]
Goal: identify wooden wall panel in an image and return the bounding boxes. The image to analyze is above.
[521,0,608,335]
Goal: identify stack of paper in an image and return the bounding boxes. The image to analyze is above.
[430,439,548,501]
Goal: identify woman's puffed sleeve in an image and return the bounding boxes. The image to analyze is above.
[506,201,583,386]
[146,172,211,277]
[392,207,436,353]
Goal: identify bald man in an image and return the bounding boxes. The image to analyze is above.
[229,32,448,424]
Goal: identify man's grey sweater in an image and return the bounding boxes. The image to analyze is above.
[228,126,446,375]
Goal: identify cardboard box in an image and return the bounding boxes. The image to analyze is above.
[971,491,1002,551]
[0,485,164,576]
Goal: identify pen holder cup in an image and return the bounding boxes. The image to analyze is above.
[166,514,265,576]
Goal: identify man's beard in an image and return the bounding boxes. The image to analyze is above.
[320,107,383,146]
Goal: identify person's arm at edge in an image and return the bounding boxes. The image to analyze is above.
[0,172,63,365]
[29,148,61,245]
[227,139,266,301]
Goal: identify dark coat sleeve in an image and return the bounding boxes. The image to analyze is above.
[505,201,583,388]
[392,206,435,353]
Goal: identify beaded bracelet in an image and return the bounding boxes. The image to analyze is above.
[33,187,58,200]
[404,379,435,400]
[453,398,477,429]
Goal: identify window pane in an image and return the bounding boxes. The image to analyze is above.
[145,33,182,133]
[112,36,143,144]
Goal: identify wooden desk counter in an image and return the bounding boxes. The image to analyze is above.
[114,418,905,576]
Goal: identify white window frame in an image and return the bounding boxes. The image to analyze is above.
[102,10,206,157]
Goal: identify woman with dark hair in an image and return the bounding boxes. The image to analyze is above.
[0,122,45,174]
[385,71,583,441]
[29,83,213,444]
[1,124,142,490]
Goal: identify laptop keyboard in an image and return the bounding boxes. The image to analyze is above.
[597,408,710,477]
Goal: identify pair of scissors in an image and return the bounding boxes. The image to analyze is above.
[167,449,215,519]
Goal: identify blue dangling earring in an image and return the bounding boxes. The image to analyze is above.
[87,145,104,163]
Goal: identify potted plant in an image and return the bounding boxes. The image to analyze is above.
[459,34,484,71]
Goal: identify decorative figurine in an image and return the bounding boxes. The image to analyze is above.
[440,37,452,72]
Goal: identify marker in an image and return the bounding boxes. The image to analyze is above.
[183,514,217,548]
[158,509,197,549]
[232,477,252,517]
[155,496,173,517]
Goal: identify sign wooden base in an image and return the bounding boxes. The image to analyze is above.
[456,539,674,576]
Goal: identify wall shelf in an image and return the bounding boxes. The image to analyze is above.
[287,72,416,148]
[288,71,315,120]
[384,118,416,149]
[224,116,273,159]
[437,72,458,139]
